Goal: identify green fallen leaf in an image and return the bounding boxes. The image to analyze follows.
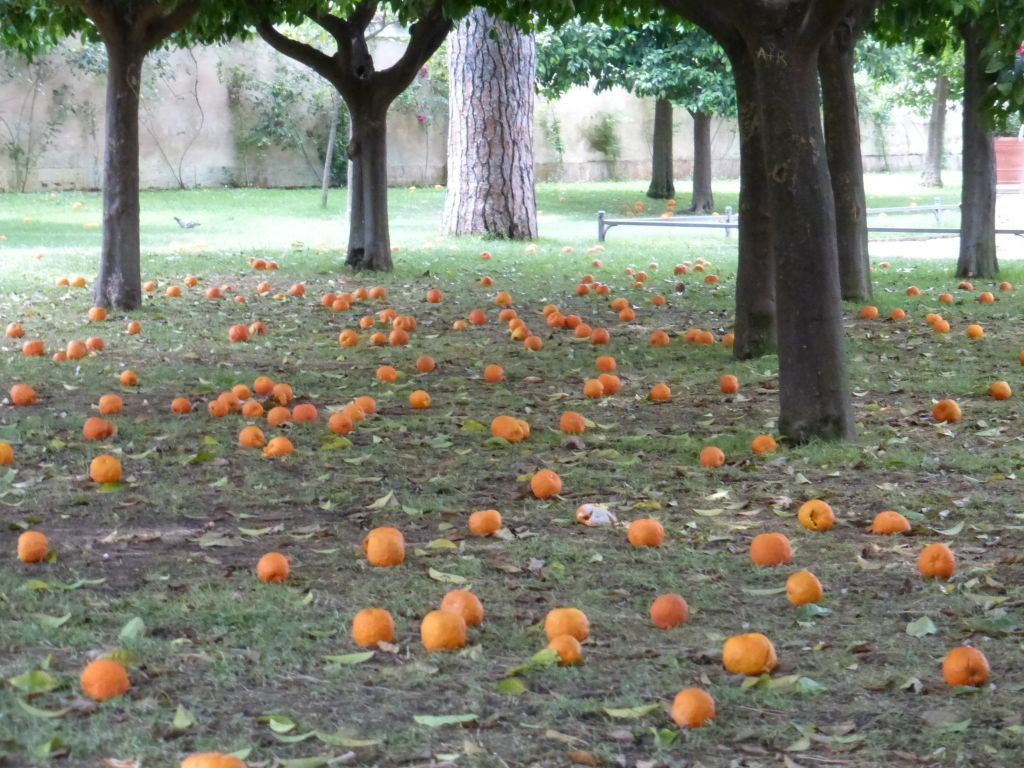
[278,757,331,768]
[323,651,374,665]
[460,419,488,432]
[33,612,71,629]
[651,727,678,749]
[8,670,59,694]
[315,731,380,747]
[261,714,297,733]
[427,538,457,549]
[32,736,64,759]
[367,490,396,510]
[906,616,938,637]
[173,704,195,730]
[604,704,660,719]
[497,677,526,695]
[413,713,477,727]
[321,437,352,451]
[273,730,318,744]
[118,616,145,643]
[428,567,467,584]
[16,699,70,718]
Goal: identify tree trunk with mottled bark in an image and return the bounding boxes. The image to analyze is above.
[688,109,714,212]
[647,97,675,199]
[922,74,947,187]
[819,5,873,302]
[443,8,537,239]
[956,22,997,278]
[730,51,776,360]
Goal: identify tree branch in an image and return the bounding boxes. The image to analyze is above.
[349,1,380,35]
[142,0,200,51]
[257,21,339,86]
[377,2,450,96]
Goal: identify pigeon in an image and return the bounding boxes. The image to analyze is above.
[174,216,200,229]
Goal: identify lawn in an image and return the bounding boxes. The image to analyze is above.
[1,174,1022,768]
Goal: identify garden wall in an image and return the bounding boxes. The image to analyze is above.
[0,37,960,194]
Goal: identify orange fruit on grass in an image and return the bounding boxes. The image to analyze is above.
[530,468,562,499]
[942,646,989,687]
[363,527,405,567]
[10,383,37,406]
[868,510,911,534]
[595,355,616,372]
[0,441,13,465]
[797,499,835,531]
[649,383,671,402]
[238,425,266,449]
[749,532,792,565]
[978,291,994,303]
[523,335,543,351]
[425,288,442,303]
[376,365,398,383]
[650,593,688,629]
[166,286,182,297]
[938,292,954,304]
[627,518,664,547]
[999,281,1012,291]
[722,632,777,676]
[338,329,358,347]
[180,754,247,768]
[469,509,502,536]
[966,324,983,339]
[98,394,122,415]
[253,376,274,396]
[990,381,1012,400]
[416,355,436,373]
[483,364,504,383]
[257,552,289,582]
[559,411,586,435]
[292,403,318,421]
[89,454,122,483]
[573,322,592,339]
[343,403,366,423]
[699,446,725,468]
[409,390,431,409]
[354,396,376,414]
[262,436,294,457]
[171,397,192,414]
[22,339,44,356]
[351,608,395,647]
[918,542,955,580]
[859,305,878,319]
[906,285,921,296]
[932,399,961,423]
[544,607,590,641]
[597,373,620,394]
[491,415,530,443]
[421,610,467,651]
[80,658,130,701]
[590,327,610,344]
[328,412,353,435]
[890,308,906,321]
[719,374,739,394]
[266,406,290,427]
[932,318,950,333]
[786,570,823,605]
[17,530,49,563]
[82,417,115,441]
[671,688,715,728]
[85,336,104,352]
[468,308,486,325]
[547,634,583,665]
[88,306,107,322]
[271,383,293,405]
[583,378,605,398]
[388,328,409,346]
[5,322,24,338]
[751,434,777,454]
[241,400,264,418]
[441,589,484,626]
[119,370,138,386]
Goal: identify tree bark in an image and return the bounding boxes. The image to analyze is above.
[752,36,854,442]
[921,73,947,187]
[956,22,997,278]
[688,109,714,212]
[321,91,340,208]
[730,51,776,360]
[94,28,145,310]
[442,8,537,239]
[647,97,675,199]
[819,7,872,302]
[258,3,450,271]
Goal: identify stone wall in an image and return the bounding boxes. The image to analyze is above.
[0,36,961,193]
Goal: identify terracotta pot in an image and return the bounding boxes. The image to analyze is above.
[995,137,1024,186]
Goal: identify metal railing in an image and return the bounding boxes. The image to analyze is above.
[597,196,1024,242]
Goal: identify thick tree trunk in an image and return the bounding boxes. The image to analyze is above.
[345,102,392,271]
[94,31,145,310]
[921,74,947,187]
[688,110,714,212]
[647,97,675,199]
[442,8,537,239]
[730,52,776,360]
[753,45,854,442]
[819,20,871,302]
[956,23,997,278]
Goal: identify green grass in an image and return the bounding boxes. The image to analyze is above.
[1,173,1023,767]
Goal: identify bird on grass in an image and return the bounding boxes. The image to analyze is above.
[174,216,200,229]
